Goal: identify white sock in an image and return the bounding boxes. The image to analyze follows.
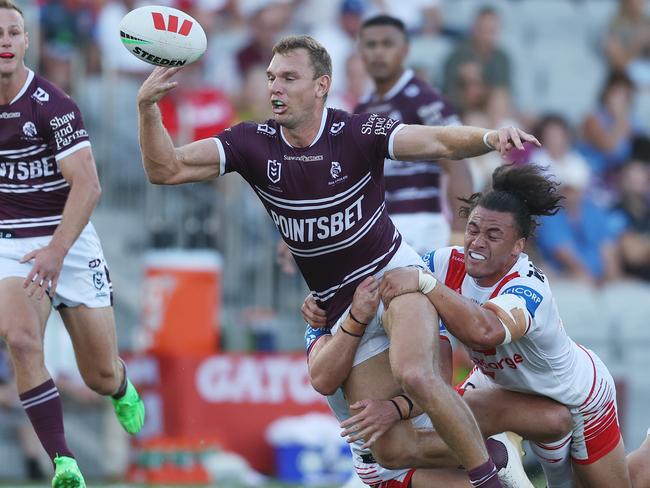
[529,434,576,488]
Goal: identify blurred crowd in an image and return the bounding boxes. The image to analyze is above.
[21,0,650,287]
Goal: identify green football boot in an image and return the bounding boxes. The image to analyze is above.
[52,456,85,488]
[111,378,145,434]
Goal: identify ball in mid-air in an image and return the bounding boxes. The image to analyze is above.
[119,5,207,67]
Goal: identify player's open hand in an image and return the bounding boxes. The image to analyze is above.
[340,398,401,449]
[350,276,379,325]
[20,243,66,300]
[137,66,183,106]
[379,267,419,309]
[301,293,327,328]
[487,126,541,159]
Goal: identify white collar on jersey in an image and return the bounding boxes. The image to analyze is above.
[360,68,415,105]
[280,107,329,149]
[9,69,34,105]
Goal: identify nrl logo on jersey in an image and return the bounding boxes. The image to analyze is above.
[330,122,345,135]
[267,159,282,183]
[257,124,277,137]
[31,87,49,103]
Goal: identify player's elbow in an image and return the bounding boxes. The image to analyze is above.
[309,374,339,396]
[465,317,501,349]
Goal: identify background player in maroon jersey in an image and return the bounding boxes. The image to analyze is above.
[356,15,472,253]
[136,34,539,488]
[0,2,143,486]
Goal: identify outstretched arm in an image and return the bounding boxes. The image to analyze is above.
[392,125,540,162]
[380,268,529,349]
[137,67,221,185]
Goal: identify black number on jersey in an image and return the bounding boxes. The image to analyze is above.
[527,263,546,283]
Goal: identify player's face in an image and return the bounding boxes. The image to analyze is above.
[464,206,525,286]
[267,49,329,130]
[0,8,27,77]
[359,25,408,84]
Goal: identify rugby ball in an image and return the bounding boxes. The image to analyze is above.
[119,5,207,67]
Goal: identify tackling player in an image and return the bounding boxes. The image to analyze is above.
[137,34,540,488]
[0,2,144,487]
[380,164,632,488]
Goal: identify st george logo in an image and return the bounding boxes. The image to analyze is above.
[267,159,281,183]
[151,12,193,36]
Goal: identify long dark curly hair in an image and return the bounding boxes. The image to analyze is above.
[459,164,564,238]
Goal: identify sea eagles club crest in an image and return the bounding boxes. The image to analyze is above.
[330,161,342,179]
[267,159,281,183]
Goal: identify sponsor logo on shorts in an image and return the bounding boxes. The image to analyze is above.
[88,259,101,269]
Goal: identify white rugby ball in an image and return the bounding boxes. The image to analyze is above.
[119,5,207,67]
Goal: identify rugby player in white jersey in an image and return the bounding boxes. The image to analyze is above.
[0,2,144,486]
[137,34,541,488]
[304,277,574,487]
[377,164,637,487]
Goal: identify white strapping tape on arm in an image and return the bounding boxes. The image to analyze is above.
[418,268,438,294]
[483,294,531,345]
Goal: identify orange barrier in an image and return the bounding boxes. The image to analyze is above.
[141,250,222,356]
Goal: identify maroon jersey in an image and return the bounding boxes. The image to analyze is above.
[355,69,459,215]
[215,108,403,325]
[0,70,90,238]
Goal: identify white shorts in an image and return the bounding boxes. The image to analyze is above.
[457,348,622,465]
[0,222,113,309]
[390,212,450,256]
[352,413,432,486]
[330,241,423,367]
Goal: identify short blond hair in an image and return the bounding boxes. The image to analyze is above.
[0,0,23,16]
[272,35,332,80]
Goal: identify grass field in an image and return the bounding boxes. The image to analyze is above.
[0,476,548,487]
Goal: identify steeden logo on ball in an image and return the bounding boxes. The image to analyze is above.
[119,5,207,67]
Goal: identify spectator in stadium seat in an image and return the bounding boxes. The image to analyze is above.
[442,7,511,111]
[603,0,650,87]
[535,152,623,285]
[611,137,650,281]
[580,71,644,182]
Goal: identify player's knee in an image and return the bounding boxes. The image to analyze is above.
[394,367,433,400]
[5,327,43,362]
[372,439,411,470]
[546,404,573,439]
[82,363,120,395]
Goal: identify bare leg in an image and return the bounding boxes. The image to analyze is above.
[628,434,650,488]
[411,468,473,487]
[59,305,122,396]
[572,439,631,488]
[383,293,488,470]
[0,278,51,392]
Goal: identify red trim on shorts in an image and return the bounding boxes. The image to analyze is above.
[534,436,572,450]
[571,345,622,465]
[372,468,416,487]
[576,344,598,409]
[439,334,450,343]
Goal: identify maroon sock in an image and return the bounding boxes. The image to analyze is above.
[467,458,503,487]
[485,437,509,470]
[19,379,74,462]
